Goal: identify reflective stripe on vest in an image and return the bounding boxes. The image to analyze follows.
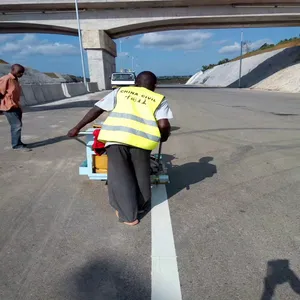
[109,112,158,127]
[100,124,160,142]
[99,86,164,150]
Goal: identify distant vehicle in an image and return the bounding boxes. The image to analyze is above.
[111,72,136,89]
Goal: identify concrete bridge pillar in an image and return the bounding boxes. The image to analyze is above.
[82,30,116,90]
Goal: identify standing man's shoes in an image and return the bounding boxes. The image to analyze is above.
[13,145,32,152]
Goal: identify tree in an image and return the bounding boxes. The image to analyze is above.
[259,43,274,50]
[243,40,251,53]
[201,65,209,72]
[218,58,230,65]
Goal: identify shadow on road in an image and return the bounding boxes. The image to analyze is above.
[27,135,70,148]
[139,156,217,219]
[164,155,217,199]
[261,259,300,300]
[70,258,149,300]
[171,126,181,132]
[27,136,86,148]
[24,100,98,113]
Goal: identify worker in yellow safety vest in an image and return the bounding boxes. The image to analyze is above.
[68,71,173,226]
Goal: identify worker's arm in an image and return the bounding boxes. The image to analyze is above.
[67,106,104,137]
[158,119,171,142]
[154,97,173,142]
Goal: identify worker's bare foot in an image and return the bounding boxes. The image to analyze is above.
[124,219,139,226]
[115,211,139,226]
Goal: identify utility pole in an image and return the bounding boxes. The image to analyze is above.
[74,0,87,86]
[119,39,122,53]
[238,29,244,88]
[119,37,129,71]
[131,56,134,71]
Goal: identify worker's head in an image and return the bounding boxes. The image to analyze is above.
[135,71,157,91]
[11,64,25,78]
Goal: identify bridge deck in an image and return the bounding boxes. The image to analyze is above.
[1,0,300,11]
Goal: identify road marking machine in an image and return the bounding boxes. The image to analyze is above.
[78,124,169,185]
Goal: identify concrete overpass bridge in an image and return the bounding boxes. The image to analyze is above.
[1,0,300,89]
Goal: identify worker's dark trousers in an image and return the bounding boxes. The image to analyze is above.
[106,145,151,223]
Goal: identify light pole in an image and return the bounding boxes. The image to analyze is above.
[119,37,129,71]
[119,37,129,53]
[126,55,135,71]
[131,56,134,71]
[238,29,244,88]
[119,40,123,53]
[74,0,87,86]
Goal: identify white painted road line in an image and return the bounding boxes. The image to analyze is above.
[151,185,182,300]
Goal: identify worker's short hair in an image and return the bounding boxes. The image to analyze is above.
[136,71,157,88]
[11,64,25,73]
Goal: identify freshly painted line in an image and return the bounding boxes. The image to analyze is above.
[151,185,182,300]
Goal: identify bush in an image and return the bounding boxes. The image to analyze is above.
[259,43,275,50]
[218,58,230,65]
[202,58,230,72]
[277,36,300,45]
[201,65,210,72]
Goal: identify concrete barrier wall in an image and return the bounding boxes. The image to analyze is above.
[20,93,26,106]
[63,83,88,98]
[22,85,39,106]
[41,84,65,102]
[19,82,98,107]
[87,82,99,93]
[32,85,46,103]
[61,83,70,97]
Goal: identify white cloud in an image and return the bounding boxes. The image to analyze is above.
[213,39,229,45]
[0,34,79,56]
[219,42,240,54]
[0,35,15,43]
[118,51,129,57]
[219,38,273,54]
[1,42,21,53]
[118,36,134,42]
[21,42,78,56]
[137,30,213,51]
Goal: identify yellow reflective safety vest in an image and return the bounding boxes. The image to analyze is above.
[98,86,165,150]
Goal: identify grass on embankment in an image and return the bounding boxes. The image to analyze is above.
[232,39,300,62]
[44,72,60,78]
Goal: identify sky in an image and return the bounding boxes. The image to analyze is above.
[0,27,299,77]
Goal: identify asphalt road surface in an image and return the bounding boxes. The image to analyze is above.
[1,87,300,300]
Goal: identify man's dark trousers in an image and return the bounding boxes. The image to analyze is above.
[106,144,151,223]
